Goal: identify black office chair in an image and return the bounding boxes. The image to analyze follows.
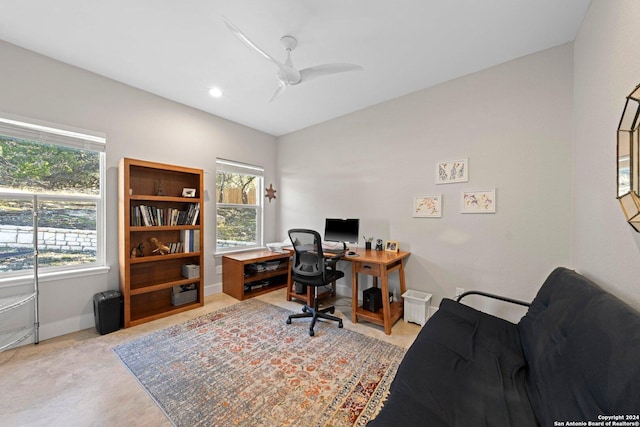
[286,229,344,336]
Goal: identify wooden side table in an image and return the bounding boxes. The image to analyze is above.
[346,249,410,335]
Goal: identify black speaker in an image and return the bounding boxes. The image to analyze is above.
[362,287,382,312]
[93,290,123,335]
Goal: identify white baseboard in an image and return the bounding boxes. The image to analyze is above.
[336,283,351,298]
[204,282,351,298]
[36,283,221,343]
[39,312,95,342]
[205,282,222,296]
[34,284,435,344]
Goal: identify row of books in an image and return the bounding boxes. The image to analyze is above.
[160,241,187,254]
[181,229,201,253]
[131,203,200,227]
[149,231,200,254]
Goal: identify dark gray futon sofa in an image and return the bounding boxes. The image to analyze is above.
[369,267,640,426]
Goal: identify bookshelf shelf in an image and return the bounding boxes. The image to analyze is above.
[118,158,204,327]
[130,225,199,232]
[128,251,202,265]
[130,195,195,202]
[130,277,200,295]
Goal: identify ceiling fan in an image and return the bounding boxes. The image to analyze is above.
[223,17,363,102]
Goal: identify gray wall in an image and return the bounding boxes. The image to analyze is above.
[0,40,278,340]
[277,44,574,320]
[571,0,640,309]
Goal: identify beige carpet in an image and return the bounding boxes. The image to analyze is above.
[0,288,421,426]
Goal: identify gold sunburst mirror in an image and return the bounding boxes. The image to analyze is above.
[618,83,640,231]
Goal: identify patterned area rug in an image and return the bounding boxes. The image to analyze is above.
[114,299,405,426]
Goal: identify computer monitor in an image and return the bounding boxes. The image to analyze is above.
[324,218,360,250]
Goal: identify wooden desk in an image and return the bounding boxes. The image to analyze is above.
[345,249,410,335]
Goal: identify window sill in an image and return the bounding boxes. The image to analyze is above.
[214,247,265,257]
[0,265,111,288]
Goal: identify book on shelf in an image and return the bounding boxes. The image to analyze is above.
[131,203,200,227]
[185,202,200,226]
[151,241,184,254]
[180,229,201,253]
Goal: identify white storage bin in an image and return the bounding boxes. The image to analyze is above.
[182,264,200,279]
[171,285,198,306]
[402,290,433,326]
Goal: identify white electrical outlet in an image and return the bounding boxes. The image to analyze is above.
[455,287,465,298]
[216,265,223,275]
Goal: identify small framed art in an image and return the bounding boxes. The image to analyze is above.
[436,158,468,184]
[385,240,399,252]
[182,188,197,197]
[413,195,442,218]
[462,189,496,213]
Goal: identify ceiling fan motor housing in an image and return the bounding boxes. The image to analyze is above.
[280,35,297,51]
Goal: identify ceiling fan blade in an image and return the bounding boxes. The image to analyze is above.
[269,83,286,103]
[299,63,363,83]
[223,17,284,68]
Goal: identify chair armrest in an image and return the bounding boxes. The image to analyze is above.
[455,290,530,307]
[323,255,342,266]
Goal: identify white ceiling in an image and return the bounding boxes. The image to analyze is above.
[0,1,591,136]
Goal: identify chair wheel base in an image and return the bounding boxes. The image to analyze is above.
[286,285,342,336]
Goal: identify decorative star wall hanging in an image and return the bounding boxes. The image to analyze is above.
[265,183,277,202]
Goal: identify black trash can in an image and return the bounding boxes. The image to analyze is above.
[93,290,123,335]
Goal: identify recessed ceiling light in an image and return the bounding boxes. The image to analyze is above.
[209,87,223,98]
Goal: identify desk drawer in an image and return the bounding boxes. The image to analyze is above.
[354,261,381,276]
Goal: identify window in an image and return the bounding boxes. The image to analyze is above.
[0,114,106,279]
[216,159,263,252]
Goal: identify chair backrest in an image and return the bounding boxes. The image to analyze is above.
[288,229,325,279]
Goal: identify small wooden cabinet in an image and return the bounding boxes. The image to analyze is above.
[222,250,291,300]
[118,158,204,327]
[349,249,410,335]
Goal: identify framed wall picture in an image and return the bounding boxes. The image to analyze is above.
[436,158,468,184]
[461,189,496,213]
[385,240,399,252]
[413,195,442,218]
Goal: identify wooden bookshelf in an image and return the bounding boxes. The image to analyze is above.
[118,158,204,327]
[222,250,291,300]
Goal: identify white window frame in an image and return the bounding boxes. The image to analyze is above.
[215,158,264,254]
[0,113,107,285]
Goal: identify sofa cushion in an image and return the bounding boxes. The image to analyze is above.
[370,298,537,427]
[519,267,640,425]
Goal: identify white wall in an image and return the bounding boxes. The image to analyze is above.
[0,40,278,340]
[7,0,640,341]
[572,0,640,309]
[277,44,574,319]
